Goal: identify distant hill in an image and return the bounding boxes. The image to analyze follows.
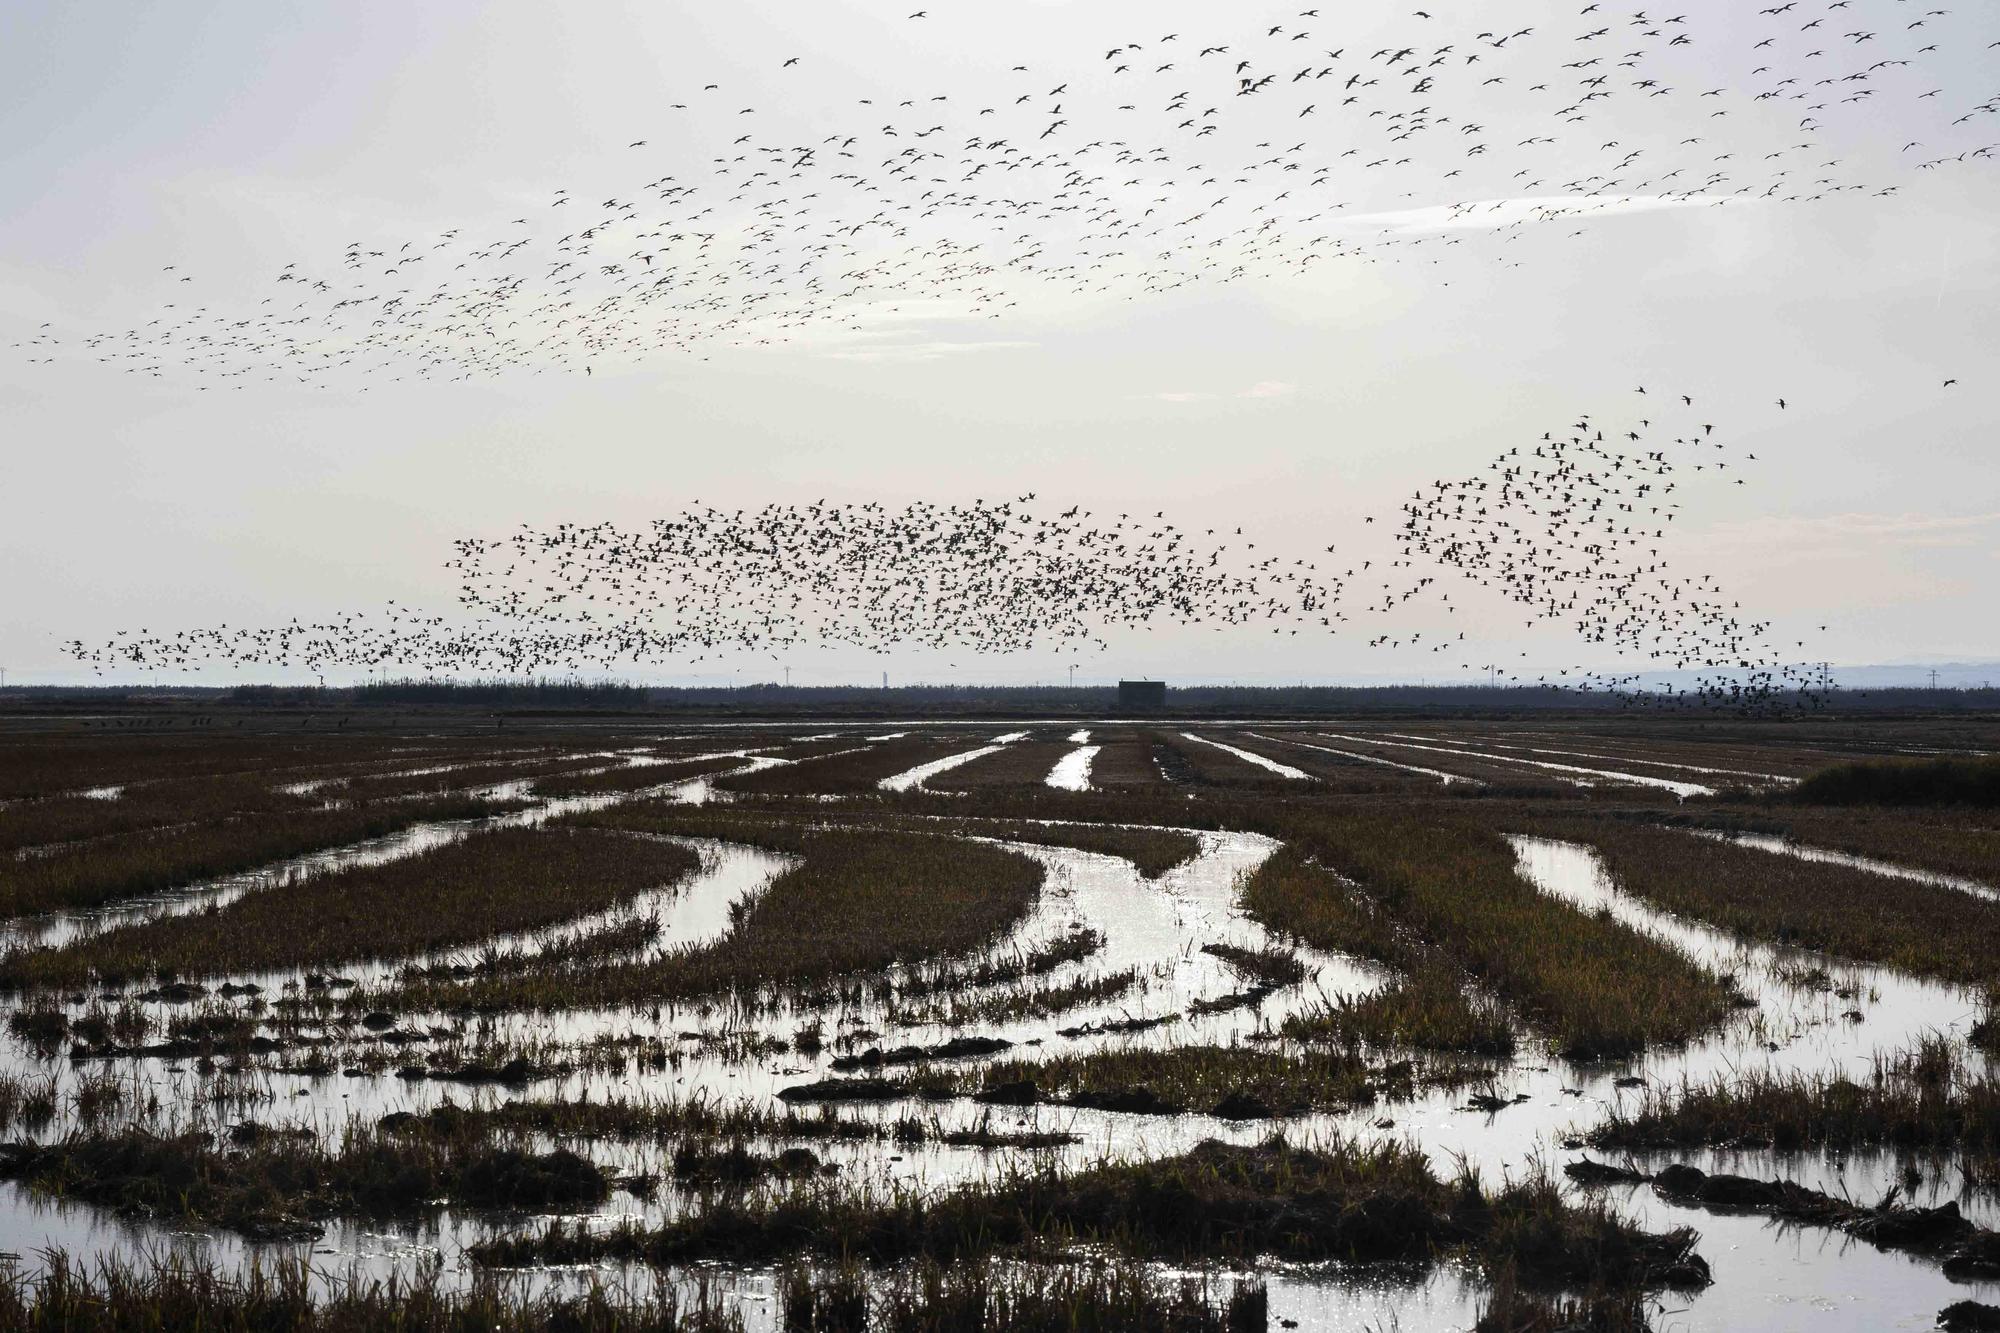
[1822,662,2000,690]
[1628,661,2000,691]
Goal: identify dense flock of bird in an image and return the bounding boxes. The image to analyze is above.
[10,0,1997,381]
[1389,394,1836,705]
[67,393,1840,705]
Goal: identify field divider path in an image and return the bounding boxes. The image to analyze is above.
[879,733,1030,792]
[1690,828,1999,904]
[1178,733,1312,781]
[375,833,801,987]
[1506,835,1972,1068]
[2,753,792,954]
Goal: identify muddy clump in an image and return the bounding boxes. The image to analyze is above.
[1651,1163,2000,1278]
[830,1034,1011,1072]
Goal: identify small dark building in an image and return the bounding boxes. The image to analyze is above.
[1118,679,1167,710]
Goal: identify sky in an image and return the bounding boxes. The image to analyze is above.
[3,0,1996,689]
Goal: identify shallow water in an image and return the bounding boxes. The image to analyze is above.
[1379,733,1715,798]
[1449,734,1798,785]
[877,734,1025,792]
[4,754,1999,1328]
[1254,731,1474,785]
[1045,744,1098,791]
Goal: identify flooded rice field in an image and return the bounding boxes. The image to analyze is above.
[0,716,1997,1329]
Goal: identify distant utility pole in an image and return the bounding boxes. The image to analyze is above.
[1930,668,1941,691]
[783,666,791,688]
[882,671,888,690]
[1068,663,1077,688]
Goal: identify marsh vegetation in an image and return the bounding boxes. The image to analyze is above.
[0,717,1994,1329]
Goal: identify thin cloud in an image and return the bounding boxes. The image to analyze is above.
[1339,194,1721,235]
[1706,511,2000,551]
[1143,380,1295,402]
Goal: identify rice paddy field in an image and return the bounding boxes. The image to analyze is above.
[0,712,1997,1331]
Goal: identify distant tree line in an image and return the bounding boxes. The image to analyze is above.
[2,678,1995,718]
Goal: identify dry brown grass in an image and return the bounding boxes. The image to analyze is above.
[1,792,523,920]
[1723,807,2000,888]
[362,821,1043,1012]
[0,773,318,855]
[1536,814,2000,987]
[1079,741,1168,787]
[1259,810,1738,1059]
[3,828,699,988]
[931,742,1075,789]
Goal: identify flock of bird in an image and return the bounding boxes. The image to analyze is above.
[66,391,1845,706]
[1388,393,1839,705]
[10,0,1997,382]
[33,1,1992,706]
[67,498,1343,675]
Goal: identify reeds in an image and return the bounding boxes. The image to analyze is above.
[896,967,1141,1027]
[472,1136,1707,1292]
[0,1249,749,1331]
[0,1248,1280,1333]
[1282,973,1517,1057]
[1794,755,2000,807]
[780,1258,1268,1333]
[961,1044,1406,1117]
[1473,1277,1655,1332]
[1587,1037,2000,1162]
[0,1121,608,1239]
[411,1093,883,1145]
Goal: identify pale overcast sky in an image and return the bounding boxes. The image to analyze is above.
[4,1,1996,687]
